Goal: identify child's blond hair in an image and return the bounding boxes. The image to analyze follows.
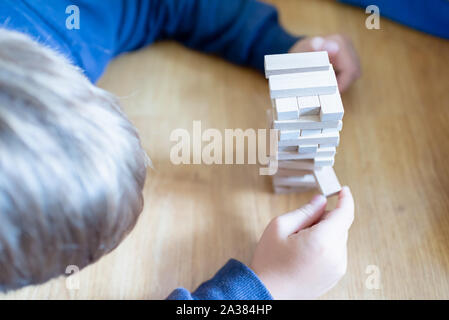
[0,29,148,291]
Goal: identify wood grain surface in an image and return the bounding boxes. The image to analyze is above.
[2,0,449,299]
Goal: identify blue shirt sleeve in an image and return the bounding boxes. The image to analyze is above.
[339,0,449,40]
[166,259,273,300]
[1,0,299,83]
[122,0,300,72]
[0,0,122,82]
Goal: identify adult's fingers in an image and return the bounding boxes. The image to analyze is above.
[328,46,357,92]
[324,36,361,92]
[336,70,355,92]
[275,194,328,237]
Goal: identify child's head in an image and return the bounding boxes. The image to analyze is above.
[0,29,148,291]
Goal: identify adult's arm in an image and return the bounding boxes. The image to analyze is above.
[117,0,300,72]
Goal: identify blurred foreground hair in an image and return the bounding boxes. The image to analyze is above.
[0,29,148,291]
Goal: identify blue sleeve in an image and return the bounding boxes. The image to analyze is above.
[166,259,273,300]
[0,0,123,82]
[117,0,300,72]
[339,0,449,40]
[1,0,298,82]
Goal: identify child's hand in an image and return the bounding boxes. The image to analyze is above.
[250,186,354,299]
[289,34,361,92]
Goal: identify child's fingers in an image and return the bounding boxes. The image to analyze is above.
[275,194,327,237]
[313,186,355,235]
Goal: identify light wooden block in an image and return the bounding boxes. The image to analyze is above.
[273,115,342,131]
[277,152,315,161]
[264,51,330,78]
[321,128,339,134]
[273,174,317,188]
[316,147,336,157]
[313,166,342,197]
[298,144,318,153]
[279,145,298,152]
[277,147,335,160]
[298,131,339,146]
[279,130,300,141]
[298,95,321,116]
[299,107,321,116]
[277,159,316,171]
[275,168,313,177]
[276,152,308,160]
[319,143,335,148]
[298,95,320,108]
[319,91,344,121]
[314,157,335,167]
[273,185,314,194]
[301,129,322,136]
[278,131,339,147]
[269,67,338,99]
[274,97,299,120]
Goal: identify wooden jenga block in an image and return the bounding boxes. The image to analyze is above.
[274,97,299,120]
[297,95,321,116]
[321,127,339,134]
[300,129,322,136]
[278,145,298,152]
[273,115,342,131]
[269,67,337,99]
[314,157,335,167]
[319,91,344,121]
[298,144,318,154]
[264,51,330,78]
[273,174,317,187]
[278,131,339,147]
[277,159,316,171]
[275,168,313,177]
[313,166,342,197]
[277,146,335,160]
[279,130,300,141]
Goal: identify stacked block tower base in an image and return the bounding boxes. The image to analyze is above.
[264,51,344,197]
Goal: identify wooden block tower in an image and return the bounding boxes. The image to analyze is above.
[264,51,343,197]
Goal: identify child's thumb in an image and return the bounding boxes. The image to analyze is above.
[276,195,327,237]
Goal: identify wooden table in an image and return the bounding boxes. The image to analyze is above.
[3,0,449,299]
